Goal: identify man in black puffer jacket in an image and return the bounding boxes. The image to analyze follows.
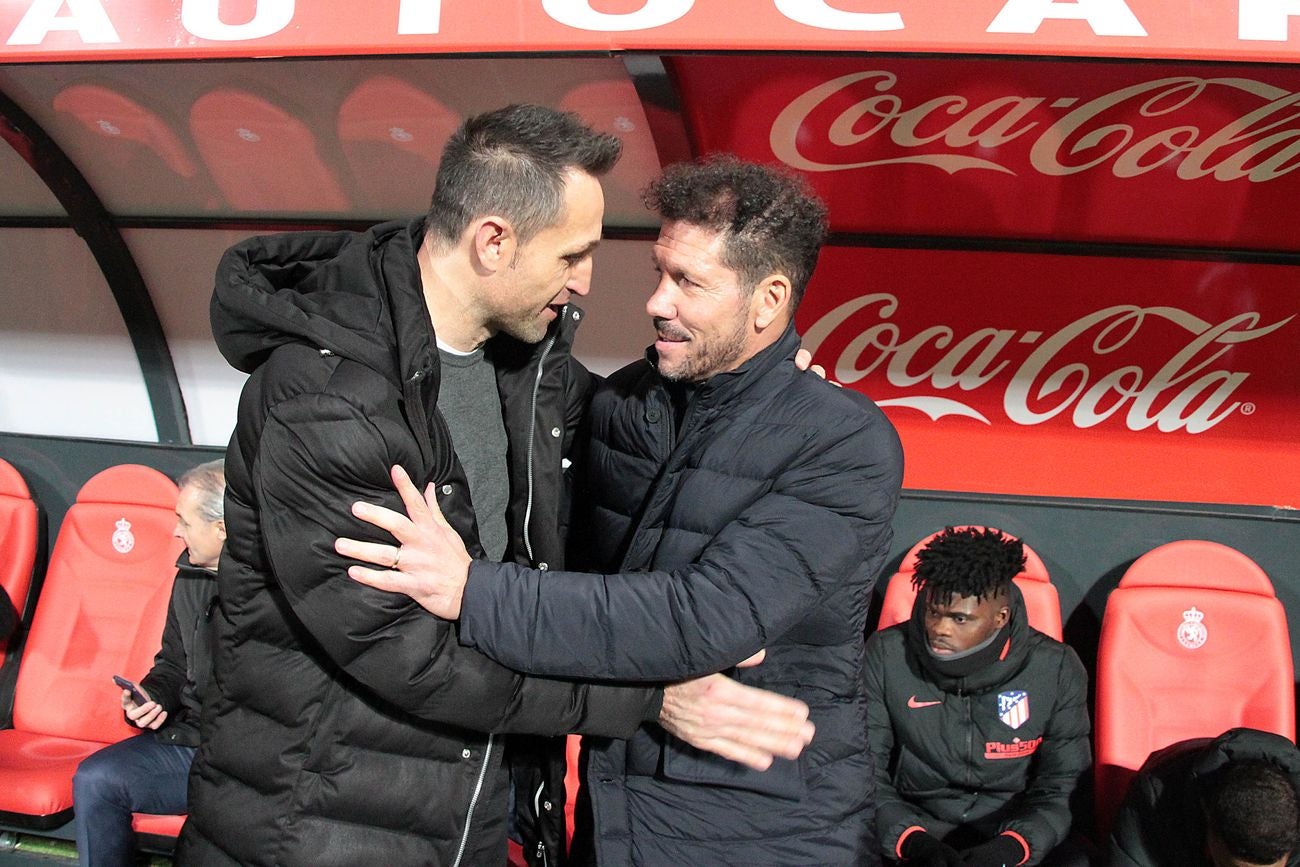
[866,527,1091,867]
[1108,727,1300,867]
[346,157,905,865]
[182,106,813,867]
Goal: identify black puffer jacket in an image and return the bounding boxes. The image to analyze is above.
[180,219,659,867]
[1108,727,1300,867]
[865,587,1091,865]
[458,326,905,865]
[137,553,217,748]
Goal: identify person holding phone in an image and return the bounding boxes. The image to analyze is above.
[72,460,226,867]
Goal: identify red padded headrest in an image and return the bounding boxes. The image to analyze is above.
[899,526,1050,583]
[1118,540,1274,596]
[76,464,178,510]
[0,458,31,499]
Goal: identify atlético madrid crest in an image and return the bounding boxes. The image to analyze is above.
[998,690,1030,730]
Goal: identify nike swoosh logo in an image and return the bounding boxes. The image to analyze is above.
[907,696,942,708]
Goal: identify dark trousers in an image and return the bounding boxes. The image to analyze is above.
[72,732,194,867]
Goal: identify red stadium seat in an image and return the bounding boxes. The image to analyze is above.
[0,465,181,829]
[564,733,581,847]
[877,527,1063,640]
[131,811,186,848]
[506,735,583,867]
[1093,540,1295,834]
[0,458,39,670]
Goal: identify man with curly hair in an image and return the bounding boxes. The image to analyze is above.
[343,156,905,864]
[865,527,1092,867]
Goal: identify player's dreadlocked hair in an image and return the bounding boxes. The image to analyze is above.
[911,527,1027,604]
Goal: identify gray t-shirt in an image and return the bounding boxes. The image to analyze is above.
[436,344,509,561]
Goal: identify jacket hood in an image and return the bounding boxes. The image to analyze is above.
[211,219,430,386]
[1189,727,1300,789]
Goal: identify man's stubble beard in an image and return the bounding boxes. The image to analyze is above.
[657,306,750,383]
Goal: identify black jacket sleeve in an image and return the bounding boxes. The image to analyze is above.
[1106,771,1161,867]
[138,575,188,720]
[866,630,940,859]
[255,390,659,738]
[458,406,903,681]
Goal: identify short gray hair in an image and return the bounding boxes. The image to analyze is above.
[178,459,226,523]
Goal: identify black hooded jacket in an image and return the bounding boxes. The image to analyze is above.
[865,586,1091,865]
[179,219,659,867]
[1108,727,1300,867]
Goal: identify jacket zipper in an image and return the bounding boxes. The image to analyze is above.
[963,685,975,819]
[452,734,495,867]
[532,781,550,867]
[473,308,560,867]
[404,367,436,470]
[522,308,562,564]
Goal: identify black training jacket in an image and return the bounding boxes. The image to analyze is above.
[179,219,658,867]
[137,553,217,748]
[1108,727,1300,867]
[865,587,1091,865]
[457,325,905,865]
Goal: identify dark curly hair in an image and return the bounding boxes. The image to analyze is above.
[1205,759,1300,864]
[426,104,621,246]
[911,527,1027,604]
[642,155,828,311]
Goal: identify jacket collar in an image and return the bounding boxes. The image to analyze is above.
[174,549,218,580]
[485,301,584,378]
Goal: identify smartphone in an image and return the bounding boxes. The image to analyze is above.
[112,674,148,705]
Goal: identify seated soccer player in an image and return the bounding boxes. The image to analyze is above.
[1109,726,1300,867]
[865,526,1092,867]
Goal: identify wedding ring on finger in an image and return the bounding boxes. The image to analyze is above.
[392,547,403,570]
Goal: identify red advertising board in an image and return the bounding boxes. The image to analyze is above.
[798,247,1300,507]
[672,55,1300,251]
[2,0,1300,64]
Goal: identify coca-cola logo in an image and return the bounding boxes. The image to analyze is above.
[801,294,1293,434]
[771,71,1300,183]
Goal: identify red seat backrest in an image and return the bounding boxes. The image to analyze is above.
[0,458,39,668]
[11,465,181,744]
[1094,540,1295,834]
[877,527,1063,640]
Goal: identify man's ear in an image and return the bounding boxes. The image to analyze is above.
[471,217,515,274]
[995,604,1011,629]
[215,519,227,542]
[751,273,792,330]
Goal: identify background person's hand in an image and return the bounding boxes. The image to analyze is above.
[901,831,964,866]
[794,347,839,385]
[121,684,167,730]
[959,833,1027,867]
